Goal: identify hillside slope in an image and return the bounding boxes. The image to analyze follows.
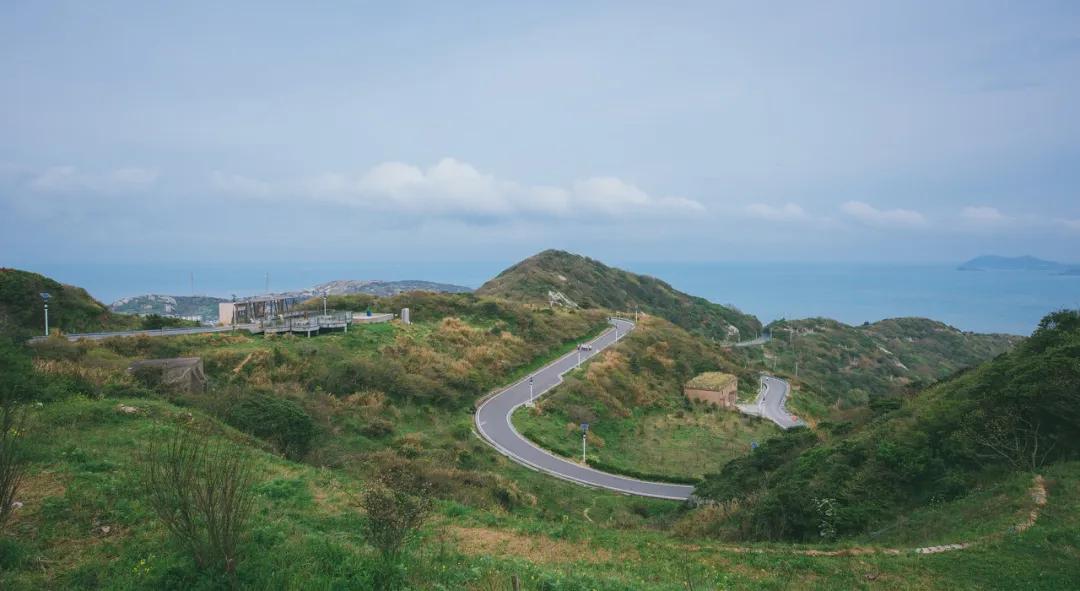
[0,268,138,339]
[763,316,1021,416]
[696,310,1080,542]
[477,250,761,340]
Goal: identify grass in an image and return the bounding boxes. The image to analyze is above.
[3,396,1079,589]
[515,402,778,481]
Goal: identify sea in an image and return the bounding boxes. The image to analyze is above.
[18,261,1080,336]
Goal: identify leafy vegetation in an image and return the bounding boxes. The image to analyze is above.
[0,268,140,339]
[477,249,762,340]
[759,316,1020,420]
[514,316,772,480]
[694,310,1080,542]
[1,266,1072,589]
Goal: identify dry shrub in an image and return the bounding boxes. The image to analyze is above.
[0,401,26,532]
[673,499,744,539]
[139,427,257,577]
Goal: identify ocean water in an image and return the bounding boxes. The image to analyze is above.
[18,261,1080,336]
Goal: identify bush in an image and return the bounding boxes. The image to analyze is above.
[139,427,257,578]
[0,400,26,532]
[227,394,316,460]
[359,462,433,591]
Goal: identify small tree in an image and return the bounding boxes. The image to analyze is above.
[140,427,256,579]
[359,462,433,590]
[0,399,26,532]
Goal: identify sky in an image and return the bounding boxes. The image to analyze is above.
[2,1,1080,265]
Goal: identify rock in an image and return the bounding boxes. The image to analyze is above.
[116,404,140,415]
[10,501,23,510]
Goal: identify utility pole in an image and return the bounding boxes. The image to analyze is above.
[576,345,582,367]
[265,272,270,294]
[322,290,328,316]
[528,376,535,406]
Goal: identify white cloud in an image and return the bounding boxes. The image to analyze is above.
[744,202,808,222]
[961,206,1010,226]
[27,165,159,192]
[841,201,926,227]
[214,157,705,220]
[211,172,274,197]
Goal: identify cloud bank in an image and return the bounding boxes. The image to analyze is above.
[214,158,706,221]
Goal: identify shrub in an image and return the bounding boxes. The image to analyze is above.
[359,462,433,591]
[227,394,316,459]
[0,400,26,532]
[139,427,257,578]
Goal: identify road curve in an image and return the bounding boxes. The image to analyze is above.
[475,318,696,500]
[753,375,806,429]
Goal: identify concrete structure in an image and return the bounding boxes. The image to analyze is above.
[351,312,394,324]
[219,295,304,325]
[128,357,207,393]
[401,307,410,325]
[684,372,738,407]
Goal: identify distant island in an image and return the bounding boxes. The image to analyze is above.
[110,279,473,322]
[958,255,1070,272]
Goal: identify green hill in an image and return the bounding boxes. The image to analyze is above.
[477,250,762,341]
[0,268,139,339]
[695,309,1080,542]
[761,316,1021,418]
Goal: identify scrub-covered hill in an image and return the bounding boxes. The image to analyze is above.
[695,310,1080,543]
[477,250,762,341]
[0,268,140,339]
[760,316,1021,418]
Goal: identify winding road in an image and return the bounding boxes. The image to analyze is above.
[474,318,800,500]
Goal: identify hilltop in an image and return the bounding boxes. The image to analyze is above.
[0,268,139,339]
[477,250,762,340]
[313,279,472,296]
[110,294,227,321]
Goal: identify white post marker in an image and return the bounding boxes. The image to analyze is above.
[581,422,589,462]
[528,376,535,406]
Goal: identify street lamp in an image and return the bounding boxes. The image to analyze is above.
[580,423,589,462]
[39,292,51,336]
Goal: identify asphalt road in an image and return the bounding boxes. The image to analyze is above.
[28,324,257,343]
[474,318,696,500]
[755,375,806,429]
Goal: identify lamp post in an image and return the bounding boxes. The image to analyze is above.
[40,292,51,336]
[580,423,589,462]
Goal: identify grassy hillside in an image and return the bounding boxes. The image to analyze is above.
[514,315,773,481]
[695,310,1080,543]
[477,250,762,340]
[4,366,1079,588]
[759,316,1020,419]
[0,268,140,339]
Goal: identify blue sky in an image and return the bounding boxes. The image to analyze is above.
[2,1,1079,264]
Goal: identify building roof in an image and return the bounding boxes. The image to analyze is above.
[685,372,737,391]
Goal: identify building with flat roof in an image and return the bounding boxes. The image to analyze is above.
[684,372,738,407]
